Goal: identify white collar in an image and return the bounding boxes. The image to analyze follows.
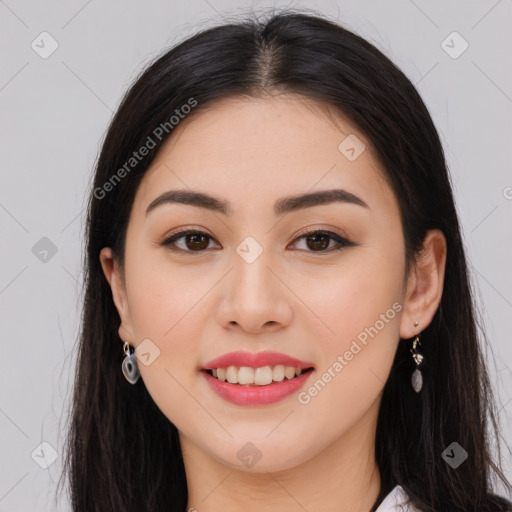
[375,485,419,511]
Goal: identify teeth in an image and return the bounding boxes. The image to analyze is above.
[254,366,272,385]
[272,364,285,382]
[285,366,296,380]
[238,366,255,385]
[226,366,238,384]
[208,365,308,386]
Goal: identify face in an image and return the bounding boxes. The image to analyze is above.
[100,94,432,473]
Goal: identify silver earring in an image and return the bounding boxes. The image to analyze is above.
[122,340,140,384]
[410,333,424,393]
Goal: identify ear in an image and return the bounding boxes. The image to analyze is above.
[399,229,447,339]
[99,247,135,343]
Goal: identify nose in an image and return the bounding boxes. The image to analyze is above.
[216,248,294,334]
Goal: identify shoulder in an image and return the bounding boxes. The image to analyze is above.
[376,486,512,511]
[375,485,422,512]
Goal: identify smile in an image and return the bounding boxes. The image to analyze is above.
[201,366,315,406]
[205,365,314,386]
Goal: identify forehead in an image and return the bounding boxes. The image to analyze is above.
[132,94,395,218]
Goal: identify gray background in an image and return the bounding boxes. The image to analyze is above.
[1,0,511,510]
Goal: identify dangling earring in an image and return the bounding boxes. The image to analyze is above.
[410,323,423,393]
[122,340,140,384]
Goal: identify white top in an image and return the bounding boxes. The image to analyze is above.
[375,485,420,512]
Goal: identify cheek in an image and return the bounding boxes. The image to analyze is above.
[125,245,203,338]
[309,245,404,340]
[123,254,209,429]
[303,239,405,402]
[122,248,210,399]
[297,287,402,443]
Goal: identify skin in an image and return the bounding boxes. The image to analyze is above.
[100,94,447,512]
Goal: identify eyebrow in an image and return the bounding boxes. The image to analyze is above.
[145,188,369,217]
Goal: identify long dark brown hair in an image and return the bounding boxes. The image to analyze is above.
[58,9,512,511]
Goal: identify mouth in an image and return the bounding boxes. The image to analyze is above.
[200,365,316,406]
[199,351,316,405]
[202,365,315,387]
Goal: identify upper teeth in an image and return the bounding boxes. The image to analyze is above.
[211,365,305,386]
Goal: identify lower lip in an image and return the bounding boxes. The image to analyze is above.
[201,369,315,406]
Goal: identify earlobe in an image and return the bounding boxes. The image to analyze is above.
[399,229,447,339]
[99,247,134,342]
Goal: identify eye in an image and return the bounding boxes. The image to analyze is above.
[161,229,220,253]
[161,229,355,254]
[289,229,355,253]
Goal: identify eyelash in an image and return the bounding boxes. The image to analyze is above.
[161,228,355,255]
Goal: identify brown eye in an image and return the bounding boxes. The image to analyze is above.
[304,233,330,251]
[291,230,354,253]
[162,230,219,253]
[184,233,209,250]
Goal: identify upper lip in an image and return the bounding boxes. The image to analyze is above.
[201,350,315,370]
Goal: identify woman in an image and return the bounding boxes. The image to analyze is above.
[59,10,512,512]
